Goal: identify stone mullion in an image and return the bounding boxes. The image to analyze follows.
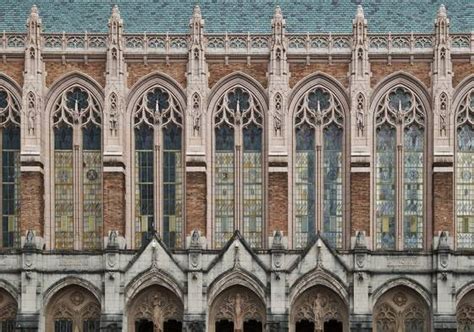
[154,129,162,236]
[396,134,403,251]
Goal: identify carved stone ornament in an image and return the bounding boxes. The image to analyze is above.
[356,93,365,137]
[273,93,283,136]
[355,254,365,269]
[292,286,346,330]
[439,93,448,137]
[190,229,200,248]
[191,93,201,136]
[457,291,474,330]
[211,286,265,331]
[27,91,36,135]
[129,286,183,331]
[373,286,428,332]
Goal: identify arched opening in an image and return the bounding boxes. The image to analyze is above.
[373,286,430,332]
[0,288,17,331]
[45,285,101,332]
[209,285,266,332]
[457,289,474,331]
[291,285,348,332]
[127,285,183,332]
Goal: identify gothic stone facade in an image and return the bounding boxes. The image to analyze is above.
[0,3,472,332]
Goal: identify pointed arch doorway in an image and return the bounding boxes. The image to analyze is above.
[291,286,348,332]
[209,285,266,332]
[127,285,183,332]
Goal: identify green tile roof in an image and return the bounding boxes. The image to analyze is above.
[0,0,472,34]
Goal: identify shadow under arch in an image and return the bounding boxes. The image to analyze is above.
[0,73,23,103]
[452,73,474,112]
[371,277,431,309]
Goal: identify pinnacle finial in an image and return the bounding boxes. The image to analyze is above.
[193,4,201,17]
[356,5,364,19]
[30,4,38,15]
[111,4,121,19]
[274,5,282,17]
[437,4,447,18]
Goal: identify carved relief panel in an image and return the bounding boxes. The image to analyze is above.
[457,290,474,331]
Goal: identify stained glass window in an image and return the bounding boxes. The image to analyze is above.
[133,87,183,248]
[214,87,264,248]
[456,91,474,249]
[293,86,344,249]
[0,88,20,249]
[376,124,396,250]
[375,86,426,250]
[52,86,102,250]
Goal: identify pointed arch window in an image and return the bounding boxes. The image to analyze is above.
[213,87,264,248]
[294,86,344,249]
[456,89,474,249]
[52,86,102,250]
[133,87,184,248]
[374,86,426,250]
[0,88,20,248]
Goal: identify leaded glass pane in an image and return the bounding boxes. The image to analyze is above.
[1,126,19,248]
[54,125,74,250]
[0,320,16,332]
[163,124,183,249]
[323,124,343,248]
[135,126,154,248]
[243,124,262,247]
[376,124,396,250]
[456,124,474,249]
[215,126,234,248]
[295,123,315,249]
[83,320,100,332]
[403,125,424,249]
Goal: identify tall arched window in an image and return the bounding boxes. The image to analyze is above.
[294,86,344,249]
[374,86,426,250]
[52,86,102,250]
[455,88,474,249]
[0,88,20,248]
[133,87,184,249]
[213,86,264,248]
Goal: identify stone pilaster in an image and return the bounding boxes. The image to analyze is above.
[268,6,289,158]
[350,5,371,157]
[186,231,205,330]
[432,5,453,154]
[186,5,208,157]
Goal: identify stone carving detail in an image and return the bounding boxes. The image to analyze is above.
[27,92,36,135]
[439,93,448,137]
[191,93,201,136]
[130,286,183,331]
[373,286,428,332]
[0,290,17,321]
[292,287,346,330]
[212,286,265,331]
[47,286,101,331]
[356,93,365,137]
[109,92,119,136]
[273,93,283,136]
[457,291,474,331]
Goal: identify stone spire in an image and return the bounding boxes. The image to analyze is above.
[434,4,451,77]
[107,5,124,77]
[269,5,288,82]
[351,5,369,79]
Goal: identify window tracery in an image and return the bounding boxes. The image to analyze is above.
[374,86,426,250]
[213,86,264,248]
[0,88,20,248]
[294,86,344,249]
[457,290,474,331]
[456,89,474,249]
[133,86,184,248]
[52,86,102,250]
[0,289,17,331]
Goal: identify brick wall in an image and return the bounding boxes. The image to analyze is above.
[186,171,207,236]
[289,62,349,88]
[433,172,454,234]
[268,171,288,237]
[127,62,187,88]
[0,61,24,87]
[350,172,370,236]
[20,171,44,236]
[453,61,474,88]
[103,172,125,236]
[208,62,268,88]
[45,61,106,87]
[371,61,432,88]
